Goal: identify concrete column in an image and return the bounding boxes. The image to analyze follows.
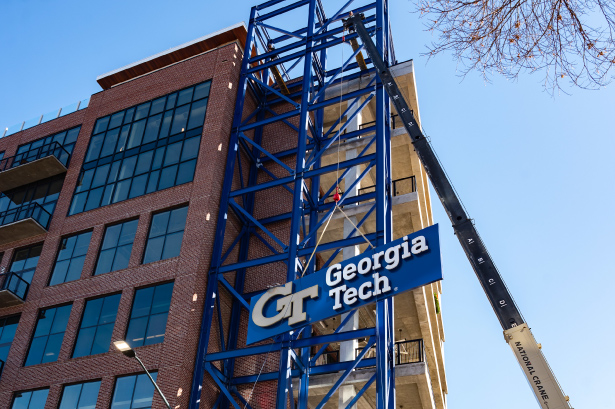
[338,102,362,409]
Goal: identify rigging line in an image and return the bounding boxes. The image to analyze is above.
[302,206,338,278]
[336,204,375,249]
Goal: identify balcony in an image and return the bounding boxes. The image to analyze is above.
[0,142,70,192]
[0,203,51,245]
[0,272,30,307]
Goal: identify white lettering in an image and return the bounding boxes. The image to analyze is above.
[384,245,401,270]
[343,263,357,281]
[358,282,373,300]
[411,236,428,254]
[329,285,347,310]
[357,257,372,275]
[373,273,392,295]
[401,236,412,259]
[282,285,319,325]
[326,264,342,286]
[343,287,358,305]
[372,251,385,269]
[252,282,293,327]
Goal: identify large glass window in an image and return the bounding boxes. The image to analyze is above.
[8,126,80,169]
[94,219,138,275]
[143,206,188,264]
[0,315,19,370]
[59,381,101,409]
[11,389,49,409]
[72,294,121,358]
[111,373,157,409]
[0,175,64,229]
[24,304,72,366]
[2,244,43,300]
[49,231,93,286]
[69,81,210,215]
[125,282,173,348]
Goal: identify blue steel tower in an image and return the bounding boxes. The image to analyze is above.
[189,1,396,409]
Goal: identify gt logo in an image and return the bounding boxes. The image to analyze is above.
[252,282,319,328]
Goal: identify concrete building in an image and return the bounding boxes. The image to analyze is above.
[0,13,445,409]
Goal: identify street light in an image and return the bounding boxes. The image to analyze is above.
[113,340,172,409]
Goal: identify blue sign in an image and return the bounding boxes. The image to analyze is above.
[247,224,442,344]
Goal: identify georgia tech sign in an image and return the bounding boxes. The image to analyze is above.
[247,224,442,344]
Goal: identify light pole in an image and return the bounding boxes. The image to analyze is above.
[113,340,172,409]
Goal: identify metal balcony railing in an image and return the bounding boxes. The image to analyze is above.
[355,338,425,366]
[1,272,30,301]
[358,175,417,197]
[312,349,340,366]
[0,359,4,378]
[0,202,52,229]
[0,142,71,172]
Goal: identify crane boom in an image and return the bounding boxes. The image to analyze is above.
[346,13,572,409]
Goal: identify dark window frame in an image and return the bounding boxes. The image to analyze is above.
[124,281,174,348]
[48,229,93,286]
[24,303,73,366]
[110,372,158,409]
[11,388,49,409]
[71,293,121,358]
[58,380,101,409]
[94,218,139,276]
[142,205,188,264]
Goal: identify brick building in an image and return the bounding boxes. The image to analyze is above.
[0,17,445,409]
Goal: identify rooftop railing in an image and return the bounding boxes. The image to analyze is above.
[357,175,417,197]
[2,98,89,139]
[0,202,52,230]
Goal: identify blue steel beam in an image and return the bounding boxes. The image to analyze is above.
[191,3,396,409]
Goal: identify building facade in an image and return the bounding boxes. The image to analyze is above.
[0,9,445,409]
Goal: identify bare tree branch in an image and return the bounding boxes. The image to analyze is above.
[416,0,615,92]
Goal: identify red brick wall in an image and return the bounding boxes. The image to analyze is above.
[0,41,243,409]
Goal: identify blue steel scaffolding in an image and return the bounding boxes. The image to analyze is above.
[189,1,396,409]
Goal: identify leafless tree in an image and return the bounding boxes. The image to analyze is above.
[417,0,615,92]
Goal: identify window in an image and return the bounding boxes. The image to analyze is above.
[0,175,64,229]
[3,244,43,300]
[24,304,72,366]
[94,220,138,275]
[142,206,188,264]
[8,126,80,169]
[0,315,19,370]
[111,373,157,409]
[49,231,93,285]
[72,294,120,358]
[11,389,49,409]
[69,81,211,215]
[59,381,100,409]
[125,282,173,348]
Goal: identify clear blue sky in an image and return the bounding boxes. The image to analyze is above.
[1,1,612,408]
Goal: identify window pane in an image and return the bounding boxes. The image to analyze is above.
[135,151,153,175]
[94,117,110,134]
[59,384,81,409]
[72,326,96,358]
[131,287,154,318]
[113,180,131,203]
[176,159,196,185]
[143,114,162,144]
[129,174,147,199]
[92,164,110,188]
[124,108,135,124]
[159,111,173,139]
[81,298,103,328]
[158,165,178,190]
[102,224,122,249]
[187,99,207,130]
[90,323,113,355]
[42,332,64,363]
[24,337,46,366]
[49,260,69,286]
[84,187,104,212]
[78,382,101,409]
[111,375,137,409]
[95,248,115,275]
[111,245,131,272]
[146,171,159,194]
[127,120,146,149]
[151,283,174,314]
[194,82,211,100]
[100,294,121,324]
[85,134,104,162]
[177,87,194,106]
[125,317,148,348]
[170,104,189,135]
[143,237,164,264]
[109,112,125,129]
[144,312,168,346]
[168,207,188,233]
[28,390,49,409]
[150,97,166,116]
[181,137,200,161]
[164,142,182,167]
[166,93,177,110]
[149,212,170,238]
[161,232,183,260]
[119,220,138,245]
[134,103,151,121]
[132,373,156,408]
[100,128,119,158]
